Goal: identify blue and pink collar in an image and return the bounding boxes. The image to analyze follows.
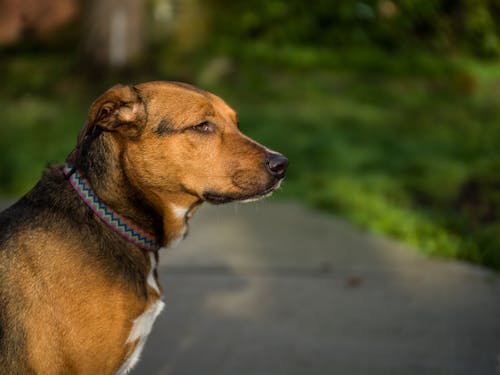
[63,164,161,252]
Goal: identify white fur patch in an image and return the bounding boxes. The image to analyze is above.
[168,225,187,248]
[146,252,161,294]
[240,190,274,203]
[240,180,282,203]
[126,299,165,344]
[171,204,188,219]
[116,253,164,375]
[116,300,165,375]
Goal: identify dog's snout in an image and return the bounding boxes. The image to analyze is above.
[265,153,288,179]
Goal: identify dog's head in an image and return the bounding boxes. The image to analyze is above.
[76,81,288,210]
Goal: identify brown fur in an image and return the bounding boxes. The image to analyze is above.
[0,81,287,374]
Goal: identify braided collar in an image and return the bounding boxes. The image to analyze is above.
[63,164,161,252]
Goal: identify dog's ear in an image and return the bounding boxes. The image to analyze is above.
[77,84,146,145]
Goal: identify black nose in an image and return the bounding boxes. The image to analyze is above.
[265,153,288,179]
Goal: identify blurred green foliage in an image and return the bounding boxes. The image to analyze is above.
[2,0,500,269]
[218,59,500,269]
[209,0,500,58]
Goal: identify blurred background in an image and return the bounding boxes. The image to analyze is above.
[2,1,500,373]
[1,0,500,270]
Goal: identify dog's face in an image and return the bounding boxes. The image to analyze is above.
[79,82,288,207]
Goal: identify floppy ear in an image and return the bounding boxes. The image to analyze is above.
[77,84,146,145]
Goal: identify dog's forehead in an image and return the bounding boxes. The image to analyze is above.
[135,81,237,125]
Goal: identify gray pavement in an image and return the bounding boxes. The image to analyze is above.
[135,201,500,375]
[1,199,499,374]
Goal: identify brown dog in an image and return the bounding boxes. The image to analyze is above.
[0,81,288,374]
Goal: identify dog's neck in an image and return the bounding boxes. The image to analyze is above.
[67,131,200,248]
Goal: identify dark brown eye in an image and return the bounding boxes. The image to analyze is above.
[190,122,214,134]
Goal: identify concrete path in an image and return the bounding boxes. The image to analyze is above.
[133,201,500,375]
[1,199,499,374]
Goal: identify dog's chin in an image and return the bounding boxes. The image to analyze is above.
[203,180,282,205]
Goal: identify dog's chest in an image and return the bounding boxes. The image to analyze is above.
[116,253,164,375]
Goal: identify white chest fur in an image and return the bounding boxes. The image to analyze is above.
[116,253,164,375]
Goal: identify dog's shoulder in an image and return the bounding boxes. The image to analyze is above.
[0,164,150,292]
[0,165,78,249]
[0,165,155,372]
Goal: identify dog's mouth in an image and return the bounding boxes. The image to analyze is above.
[203,180,282,205]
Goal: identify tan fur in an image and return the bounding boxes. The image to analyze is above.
[4,231,151,374]
[1,81,286,374]
[120,82,274,245]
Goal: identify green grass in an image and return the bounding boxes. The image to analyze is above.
[2,48,500,269]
